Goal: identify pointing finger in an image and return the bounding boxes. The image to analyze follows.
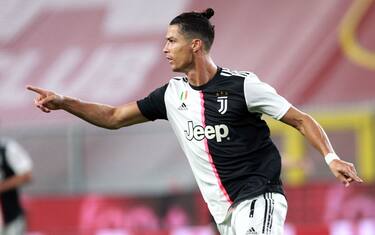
[26,85,46,95]
[347,172,363,183]
[342,166,363,183]
[349,166,363,182]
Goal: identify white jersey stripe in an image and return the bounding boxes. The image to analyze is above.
[200,91,232,204]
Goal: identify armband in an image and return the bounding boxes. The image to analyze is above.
[325,153,340,165]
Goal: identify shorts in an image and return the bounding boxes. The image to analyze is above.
[0,215,26,235]
[217,192,288,235]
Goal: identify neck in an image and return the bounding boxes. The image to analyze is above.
[186,55,217,87]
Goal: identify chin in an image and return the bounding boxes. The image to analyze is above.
[171,66,182,73]
[170,63,187,73]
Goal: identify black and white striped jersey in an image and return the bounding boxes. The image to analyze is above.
[0,138,33,224]
[137,67,291,223]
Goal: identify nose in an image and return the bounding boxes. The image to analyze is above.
[163,42,169,54]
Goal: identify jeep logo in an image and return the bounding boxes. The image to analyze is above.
[184,121,229,142]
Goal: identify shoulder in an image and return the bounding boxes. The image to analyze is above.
[220,67,255,79]
[3,138,26,154]
[0,138,31,162]
[0,137,14,149]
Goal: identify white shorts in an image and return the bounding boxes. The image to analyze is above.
[0,215,26,235]
[217,192,288,235]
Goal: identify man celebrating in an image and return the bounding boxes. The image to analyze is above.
[27,8,362,235]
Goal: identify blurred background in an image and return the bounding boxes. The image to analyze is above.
[1,0,375,234]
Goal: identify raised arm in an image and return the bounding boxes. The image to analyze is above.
[280,106,363,187]
[26,85,149,129]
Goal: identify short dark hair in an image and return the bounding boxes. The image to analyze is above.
[170,8,215,52]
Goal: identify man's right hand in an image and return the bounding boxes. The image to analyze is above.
[26,85,64,113]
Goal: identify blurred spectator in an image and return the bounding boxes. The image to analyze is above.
[325,184,375,221]
[79,196,159,234]
[163,204,190,228]
[0,137,33,235]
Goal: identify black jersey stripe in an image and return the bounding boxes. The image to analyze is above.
[262,193,269,234]
[200,68,284,204]
[249,199,257,218]
[260,192,275,234]
[268,193,275,233]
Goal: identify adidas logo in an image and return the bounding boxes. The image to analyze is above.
[246,227,257,235]
[178,102,188,110]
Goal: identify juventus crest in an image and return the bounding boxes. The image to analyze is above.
[216,91,228,114]
[217,95,228,114]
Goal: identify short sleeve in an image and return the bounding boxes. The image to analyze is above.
[6,139,33,175]
[137,83,168,121]
[244,73,291,120]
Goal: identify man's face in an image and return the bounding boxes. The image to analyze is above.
[163,25,194,73]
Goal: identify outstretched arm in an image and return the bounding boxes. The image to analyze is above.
[280,106,363,187]
[26,85,149,129]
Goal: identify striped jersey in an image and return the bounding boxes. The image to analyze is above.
[137,67,291,223]
[0,138,33,224]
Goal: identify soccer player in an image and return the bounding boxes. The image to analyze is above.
[0,137,33,235]
[27,8,362,235]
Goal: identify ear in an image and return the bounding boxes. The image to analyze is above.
[191,39,203,53]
